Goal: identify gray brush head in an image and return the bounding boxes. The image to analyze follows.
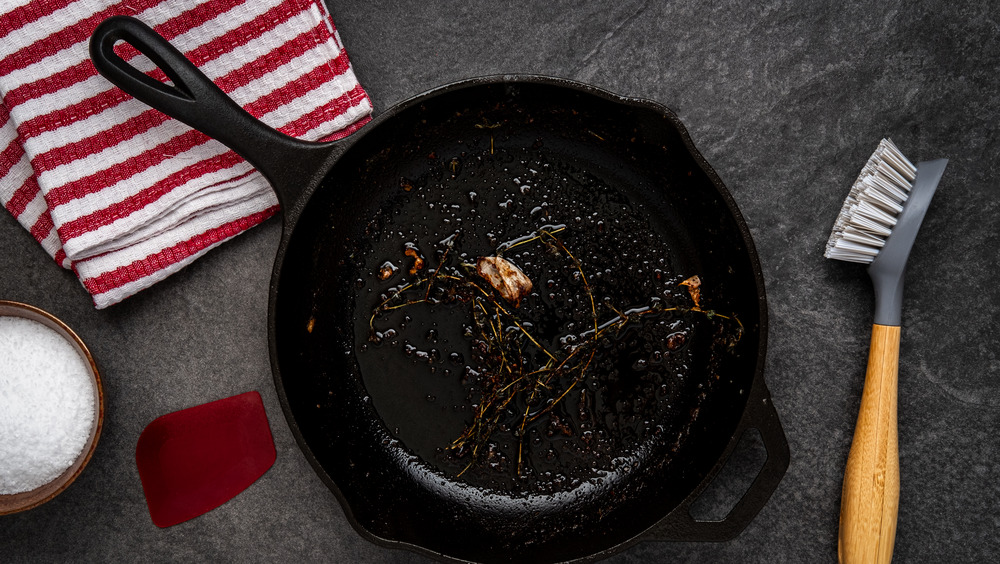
[826,140,948,325]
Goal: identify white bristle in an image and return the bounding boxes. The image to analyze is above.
[824,139,918,263]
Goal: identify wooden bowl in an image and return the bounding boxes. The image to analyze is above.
[0,300,104,515]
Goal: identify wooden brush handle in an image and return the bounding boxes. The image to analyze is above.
[839,324,901,564]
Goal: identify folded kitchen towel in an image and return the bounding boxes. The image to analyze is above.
[0,0,371,308]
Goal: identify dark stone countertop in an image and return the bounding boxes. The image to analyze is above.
[3,1,999,562]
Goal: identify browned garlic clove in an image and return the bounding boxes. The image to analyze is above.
[476,256,533,307]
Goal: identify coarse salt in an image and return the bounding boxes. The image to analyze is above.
[0,316,96,495]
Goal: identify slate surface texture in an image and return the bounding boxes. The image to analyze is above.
[2,1,999,562]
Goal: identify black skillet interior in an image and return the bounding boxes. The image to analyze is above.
[273,80,768,563]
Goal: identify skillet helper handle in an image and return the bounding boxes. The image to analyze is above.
[839,323,900,564]
[89,16,332,210]
[648,383,789,541]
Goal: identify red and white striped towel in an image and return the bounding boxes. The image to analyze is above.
[0,0,372,308]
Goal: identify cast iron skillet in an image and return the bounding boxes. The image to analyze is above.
[92,16,789,563]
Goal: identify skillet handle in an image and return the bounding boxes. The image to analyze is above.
[89,15,335,211]
[647,383,789,541]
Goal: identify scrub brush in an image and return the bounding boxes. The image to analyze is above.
[825,139,947,564]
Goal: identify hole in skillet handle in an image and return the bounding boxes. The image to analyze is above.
[689,428,767,521]
[88,15,338,213]
[647,385,790,542]
[90,16,206,119]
